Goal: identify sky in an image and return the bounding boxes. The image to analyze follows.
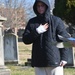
[0,0,55,9]
[0,0,55,20]
[26,0,55,9]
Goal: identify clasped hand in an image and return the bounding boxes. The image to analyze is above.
[36,23,49,34]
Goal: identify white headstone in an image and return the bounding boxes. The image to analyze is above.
[0,25,4,65]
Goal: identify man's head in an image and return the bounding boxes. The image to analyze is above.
[33,0,50,15]
[36,1,47,15]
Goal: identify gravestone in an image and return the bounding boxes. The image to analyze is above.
[66,48,74,67]
[0,15,11,75]
[4,33,19,64]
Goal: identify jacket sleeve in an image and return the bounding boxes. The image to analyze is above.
[56,18,72,62]
[22,20,40,44]
[56,18,70,38]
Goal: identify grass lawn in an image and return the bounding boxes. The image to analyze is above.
[7,65,35,75]
[6,42,75,75]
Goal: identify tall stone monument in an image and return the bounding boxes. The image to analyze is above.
[0,15,11,75]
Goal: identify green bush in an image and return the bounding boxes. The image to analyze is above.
[53,0,75,25]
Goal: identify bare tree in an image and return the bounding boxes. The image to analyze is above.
[0,0,26,28]
[24,0,35,22]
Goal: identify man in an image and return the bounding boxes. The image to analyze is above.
[22,0,70,75]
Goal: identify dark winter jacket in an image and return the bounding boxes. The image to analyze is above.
[22,0,70,67]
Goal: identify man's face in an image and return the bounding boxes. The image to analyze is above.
[37,2,46,14]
